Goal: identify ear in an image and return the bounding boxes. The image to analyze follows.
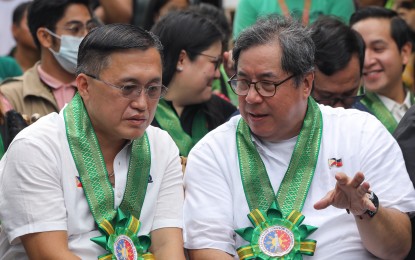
[11,24,19,40]
[176,49,187,72]
[76,73,90,101]
[36,27,53,49]
[400,41,412,66]
[302,72,314,98]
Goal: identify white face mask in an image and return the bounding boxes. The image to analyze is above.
[45,28,83,74]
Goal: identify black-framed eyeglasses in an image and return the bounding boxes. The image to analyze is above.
[84,73,167,100]
[313,87,366,107]
[188,51,222,70]
[227,74,295,97]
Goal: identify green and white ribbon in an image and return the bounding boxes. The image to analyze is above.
[235,97,322,259]
[64,93,153,259]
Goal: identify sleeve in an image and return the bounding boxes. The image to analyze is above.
[326,0,355,24]
[393,106,415,188]
[359,114,415,212]
[0,137,67,244]
[151,133,184,230]
[233,0,258,40]
[183,140,237,255]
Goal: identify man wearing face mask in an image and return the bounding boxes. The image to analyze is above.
[0,0,97,118]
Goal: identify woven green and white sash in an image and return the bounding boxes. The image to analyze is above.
[64,93,151,226]
[155,99,208,156]
[361,91,414,133]
[236,97,322,216]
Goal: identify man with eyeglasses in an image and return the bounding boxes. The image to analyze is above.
[183,15,415,260]
[0,0,98,119]
[310,16,368,110]
[0,24,185,259]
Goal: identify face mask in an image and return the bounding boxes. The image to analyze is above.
[45,28,83,74]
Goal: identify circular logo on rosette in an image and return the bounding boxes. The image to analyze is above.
[114,235,138,260]
[258,225,295,257]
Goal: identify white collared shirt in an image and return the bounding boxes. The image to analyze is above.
[183,107,415,259]
[377,90,412,122]
[0,112,184,259]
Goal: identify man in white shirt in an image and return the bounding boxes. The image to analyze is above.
[183,15,415,260]
[351,6,413,133]
[0,23,185,259]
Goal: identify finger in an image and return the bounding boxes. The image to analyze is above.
[350,172,365,188]
[334,172,349,185]
[356,182,370,197]
[314,190,334,210]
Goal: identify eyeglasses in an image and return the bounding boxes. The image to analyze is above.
[57,20,99,37]
[313,87,366,107]
[85,74,167,100]
[189,51,222,70]
[227,74,295,97]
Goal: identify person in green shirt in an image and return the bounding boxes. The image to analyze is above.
[0,56,22,82]
[233,0,355,39]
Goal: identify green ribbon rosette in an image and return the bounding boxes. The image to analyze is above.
[236,202,317,260]
[91,208,154,260]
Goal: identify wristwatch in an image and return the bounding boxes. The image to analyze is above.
[365,191,379,218]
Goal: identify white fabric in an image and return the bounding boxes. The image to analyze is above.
[183,105,415,259]
[377,90,412,122]
[0,111,184,259]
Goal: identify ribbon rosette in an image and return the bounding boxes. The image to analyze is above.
[91,208,154,260]
[235,202,317,260]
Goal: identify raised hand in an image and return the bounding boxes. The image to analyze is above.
[314,172,377,217]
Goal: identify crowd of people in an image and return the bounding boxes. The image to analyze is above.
[0,0,415,259]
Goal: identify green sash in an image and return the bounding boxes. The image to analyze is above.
[361,91,414,133]
[235,97,322,259]
[64,93,154,259]
[0,133,4,159]
[155,99,208,156]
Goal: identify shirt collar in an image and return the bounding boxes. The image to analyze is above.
[377,89,411,111]
[37,65,76,90]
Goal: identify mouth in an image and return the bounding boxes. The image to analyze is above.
[247,112,268,121]
[126,116,147,126]
[363,69,382,78]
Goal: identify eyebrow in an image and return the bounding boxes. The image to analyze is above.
[237,71,279,79]
[117,76,162,85]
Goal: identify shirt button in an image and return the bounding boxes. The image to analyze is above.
[117,192,122,198]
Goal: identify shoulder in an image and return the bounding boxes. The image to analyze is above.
[320,105,383,130]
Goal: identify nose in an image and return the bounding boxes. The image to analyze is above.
[364,49,375,68]
[245,83,263,104]
[130,91,148,111]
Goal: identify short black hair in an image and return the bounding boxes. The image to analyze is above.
[350,6,411,51]
[12,2,31,26]
[311,16,365,76]
[77,23,164,77]
[28,0,90,49]
[151,10,223,86]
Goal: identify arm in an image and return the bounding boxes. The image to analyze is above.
[314,172,411,259]
[188,249,234,260]
[21,231,80,260]
[95,0,132,24]
[150,228,185,260]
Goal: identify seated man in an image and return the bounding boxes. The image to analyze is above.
[351,6,414,133]
[183,15,415,259]
[310,16,366,110]
[0,23,185,259]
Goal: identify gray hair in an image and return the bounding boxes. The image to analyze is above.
[233,15,315,86]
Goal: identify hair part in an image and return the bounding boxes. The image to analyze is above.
[28,0,90,49]
[350,6,411,51]
[77,23,164,76]
[311,16,365,76]
[151,10,223,86]
[233,15,315,87]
